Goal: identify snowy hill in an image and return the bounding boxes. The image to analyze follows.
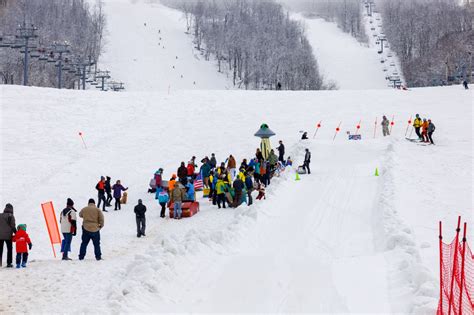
[98,0,232,91]
[1,85,472,313]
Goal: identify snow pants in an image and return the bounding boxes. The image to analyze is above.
[16,252,28,266]
[382,126,390,137]
[0,240,13,266]
[428,132,434,144]
[414,127,421,139]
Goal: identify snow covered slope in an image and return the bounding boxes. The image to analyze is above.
[98,0,231,91]
[0,85,472,313]
[293,14,389,90]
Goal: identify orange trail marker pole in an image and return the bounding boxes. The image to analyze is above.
[405,116,412,137]
[390,115,395,134]
[41,201,61,258]
[333,121,342,141]
[373,117,378,138]
[313,121,322,139]
[79,132,87,149]
[355,120,362,135]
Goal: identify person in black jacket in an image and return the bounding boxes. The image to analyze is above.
[245,173,253,206]
[134,200,147,238]
[177,162,188,183]
[303,148,311,174]
[277,140,285,162]
[0,203,16,267]
[105,176,112,207]
[232,178,244,208]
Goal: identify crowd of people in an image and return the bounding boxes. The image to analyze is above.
[0,139,312,266]
[412,114,436,144]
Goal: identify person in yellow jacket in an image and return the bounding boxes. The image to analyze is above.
[413,114,422,139]
[215,176,227,209]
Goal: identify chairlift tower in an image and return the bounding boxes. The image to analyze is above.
[72,55,96,90]
[15,22,38,86]
[51,41,70,89]
[377,36,387,54]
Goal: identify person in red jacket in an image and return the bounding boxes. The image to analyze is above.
[12,224,32,268]
[187,161,195,179]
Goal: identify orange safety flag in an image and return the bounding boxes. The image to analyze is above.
[41,201,61,258]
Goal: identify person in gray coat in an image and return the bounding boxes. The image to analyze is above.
[0,204,16,267]
[427,119,436,145]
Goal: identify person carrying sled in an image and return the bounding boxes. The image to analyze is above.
[112,180,128,210]
[134,200,147,237]
[12,224,32,268]
[60,198,77,261]
[303,148,311,174]
[413,114,422,139]
[381,116,390,137]
[96,176,108,212]
[79,199,104,261]
[427,119,436,145]
[0,203,16,267]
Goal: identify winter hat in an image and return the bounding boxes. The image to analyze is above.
[67,198,74,207]
[17,224,27,231]
[106,176,111,180]
[5,203,13,211]
[88,198,95,205]
[138,199,142,204]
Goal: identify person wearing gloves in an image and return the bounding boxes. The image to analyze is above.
[79,199,105,261]
[0,203,16,268]
[12,224,32,268]
[60,198,77,261]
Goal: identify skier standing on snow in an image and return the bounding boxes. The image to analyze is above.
[303,148,311,174]
[381,116,390,137]
[421,119,429,142]
[60,198,77,261]
[105,176,112,207]
[12,224,32,268]
[134,200,147,237]
[96,176,108,212]
[413,114,422,140]
[0,203,16,267]
[277,140,285,163]
[112,180,128,210]
[79,199,104,261]
[427,119,436,145]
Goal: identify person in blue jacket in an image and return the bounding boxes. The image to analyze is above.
[156,188,169,218]
[200,158,211,187]
[185,181,195,201]
[245,173,253,206]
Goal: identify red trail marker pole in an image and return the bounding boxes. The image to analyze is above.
[313,121,322,139]
[405,116,412,137]
[390,115,395,134]
[355,120,362,135]
[448,216,461,315]
[458,222,467,314]
[333,122,342,141]
[79,132,87,149]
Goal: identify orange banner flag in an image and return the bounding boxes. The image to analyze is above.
[41,201,61,258]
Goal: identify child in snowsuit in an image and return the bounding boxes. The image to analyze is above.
[12,224,32,268]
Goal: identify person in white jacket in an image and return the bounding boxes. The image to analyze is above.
[59,198,77,261]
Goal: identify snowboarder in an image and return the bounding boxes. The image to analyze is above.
[157,189,169,218]
[421,119,429,142]
[277,140,285,162]
[95,176,108,212]
[60,198,77,261]
[381,116,390,136]
[232,177,244,208]
[301,132,309,140]
[105,176,112,207]
[427,119,436,144]
[303,148,311,174]
[112,180,128,210]
[413,114,422,139]
[134,200,147,237]
[463,80,469,89]
[171,181,186,219]
[79,199,104,261]
[12,224,32,268]
[0,203,16,267]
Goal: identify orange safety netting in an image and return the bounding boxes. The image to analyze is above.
[438,219,474,315]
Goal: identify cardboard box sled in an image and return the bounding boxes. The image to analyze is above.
[169,201,200,218]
